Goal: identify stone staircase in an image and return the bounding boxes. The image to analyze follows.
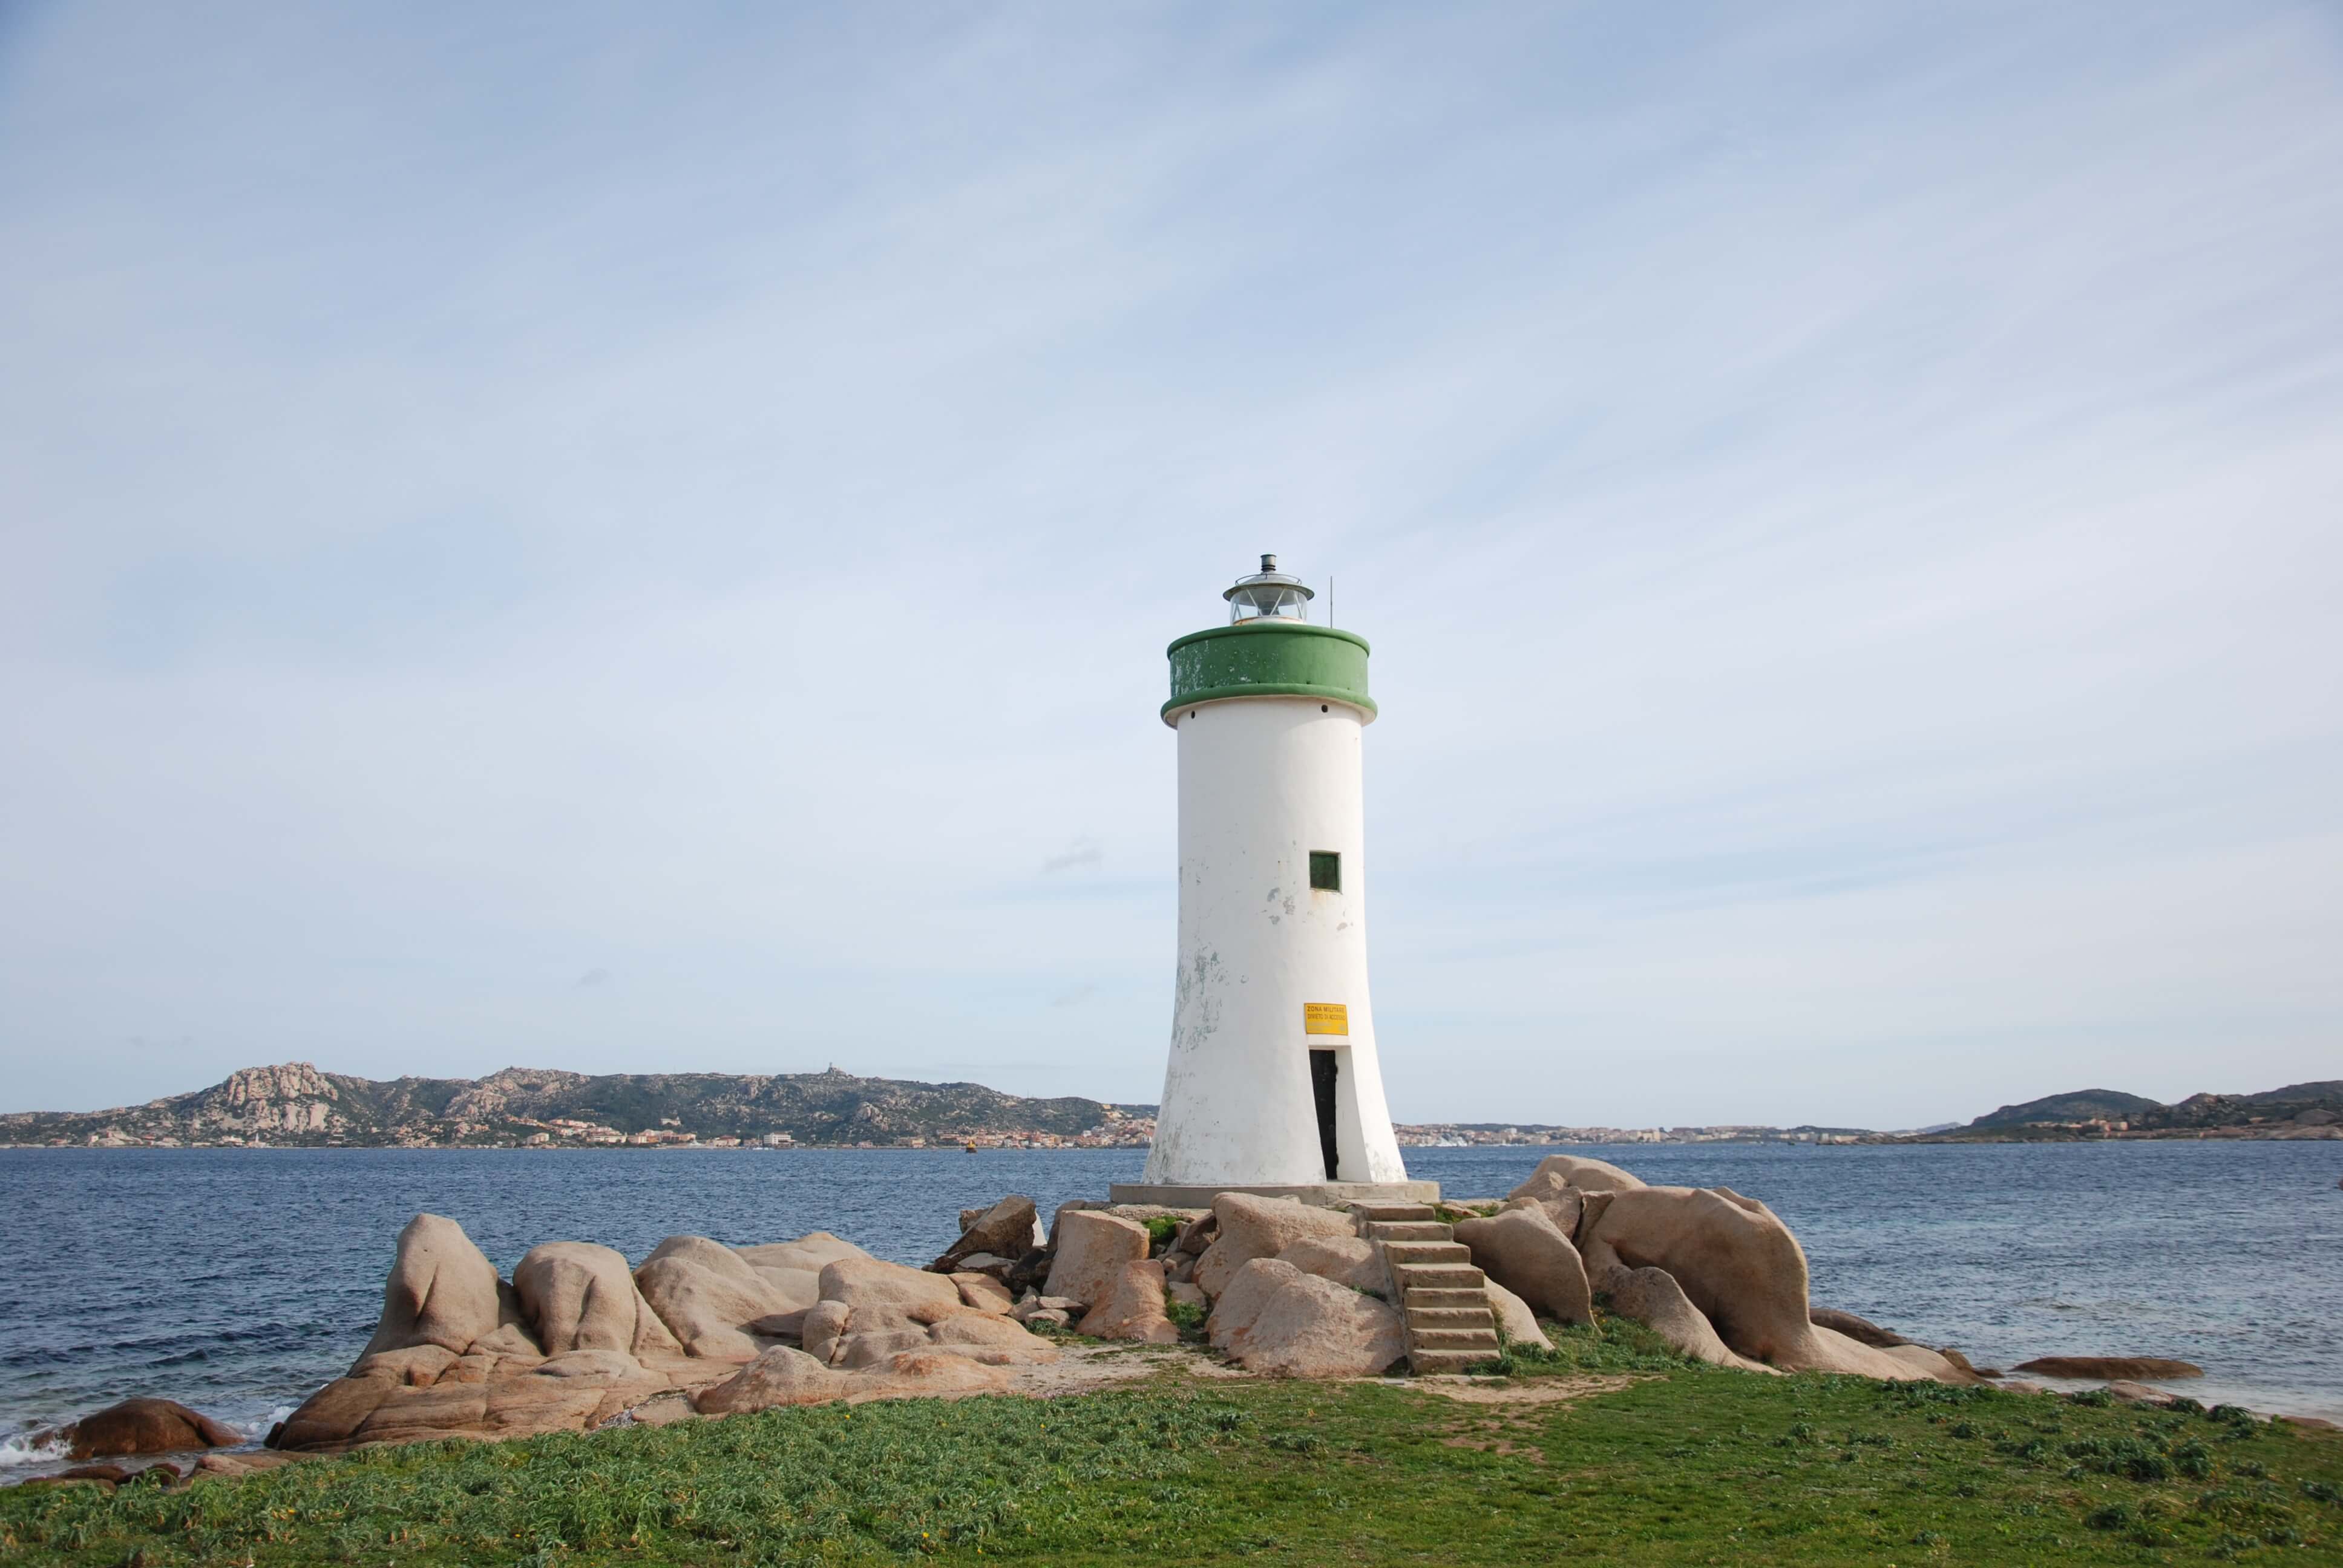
[1356,1203,1502,1374]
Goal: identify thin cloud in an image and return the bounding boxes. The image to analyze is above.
[1041,838,1104,875]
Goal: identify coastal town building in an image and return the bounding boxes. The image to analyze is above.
[1116,557,1433,1206]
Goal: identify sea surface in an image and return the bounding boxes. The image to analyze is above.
[3,1140,2339,1470]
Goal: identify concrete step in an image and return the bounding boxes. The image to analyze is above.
[1405,1306,1496,1331]
[1362,1221,1451,1243]
[1411,1327,1502,1352]
[1409,1348,1501,1375]
[1392,1263,1485,1291]
[1404,1288,1489,1312]
[1380,1240,1471,1266]
[1355,1203,1438,1223]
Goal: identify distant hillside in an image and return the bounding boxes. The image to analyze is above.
[2238,1080,2343,1110]
[2129,1080,2343,1134]
[1940,1080,2343,1142]
[0,1063,1157,1149]
[1968,1089,2163,1129]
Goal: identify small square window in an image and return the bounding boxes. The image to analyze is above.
[1308,851,1340,892]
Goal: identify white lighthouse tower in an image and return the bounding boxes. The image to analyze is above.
[1112,557,1435,1206]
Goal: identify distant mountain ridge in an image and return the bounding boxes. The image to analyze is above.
[1968,1089,2163,1128]
[1944,1080,2343,1141]
[6,1063,2337,1149]
[0,1062,1158,1149]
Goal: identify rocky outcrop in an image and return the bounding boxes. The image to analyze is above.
[1077,1260,1181,1344]
[358,1214,505,1360]
[46,1399,240,1459]
[1506,1186,1584,1241]
[694,1347,851,1413]
[1605,1266,1772,1372]
[1206,1259,1406,1377]
[929,1195,1040,1274]
[927,1312,1060,1365]
[263,1146,2033,1460]
[1274,1235,1386,1295]
[736,1232,867,1275]
[952,1273,1015,1313]
[2012,1356,2205,1380]
[869,1351,1017,1396]
[808,1255,1058,1369]
[1043,1211,1150,1306]
[1484,1279,1552,1352]
[1193,1194,1356,1298]
[1809,1308,1912,1348]
[1452,1206,1593,1325]
[735,1232,860,1327]
[1509,1153,1644,1199]
[1881,1344,1984,1383]
[514,1242,680,1357]
[274,1345,678,1454]
[1580,1184,1932,1379]
[1464,1157,1993,1388]
[268,1215,1054,1456]
[820,1256,963,1322]
[632,1236,796,1360]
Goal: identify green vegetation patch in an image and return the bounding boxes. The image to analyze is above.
[7,1325,2339,1566]
[0,1394,1245,1566]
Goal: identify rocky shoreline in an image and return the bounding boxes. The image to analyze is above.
[22,1151,2328,1489]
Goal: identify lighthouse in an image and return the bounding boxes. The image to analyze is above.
[1112,557,1437,1206]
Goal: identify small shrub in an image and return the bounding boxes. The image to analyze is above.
[2085,1501,2133,1530]
[1164,1298,1206,1341]
[2190,1483,2305,1540]
[1470,1315,1690,1377]
[2069,1388,2113,1408]
[1143,1216,1182,1252]
[2063,1434,2175,1482]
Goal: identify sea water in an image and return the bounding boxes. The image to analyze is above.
[2,1138,2338,1465]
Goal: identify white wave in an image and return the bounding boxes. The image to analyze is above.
[0,1429,69,1469]
[230,1405,295,1442]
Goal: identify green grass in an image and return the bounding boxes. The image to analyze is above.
[6,1321,2339,1566]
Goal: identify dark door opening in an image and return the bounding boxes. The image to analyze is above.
[1309,1049,1340,1181]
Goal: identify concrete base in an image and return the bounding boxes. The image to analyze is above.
[1108,1180,1440,1208]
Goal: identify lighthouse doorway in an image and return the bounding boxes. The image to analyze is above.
[1308,1050,1340,1180]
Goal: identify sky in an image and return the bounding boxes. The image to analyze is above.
[2,2,2339,1129]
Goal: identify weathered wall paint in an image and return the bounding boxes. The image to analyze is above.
[1141,692,1410,1187]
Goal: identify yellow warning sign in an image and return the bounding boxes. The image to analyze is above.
[1303,1002,1349,1036]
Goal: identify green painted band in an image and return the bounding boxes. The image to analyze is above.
[1159,682,1380,724]
[1163,620,1374,725]
[1165,621,1371,658]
